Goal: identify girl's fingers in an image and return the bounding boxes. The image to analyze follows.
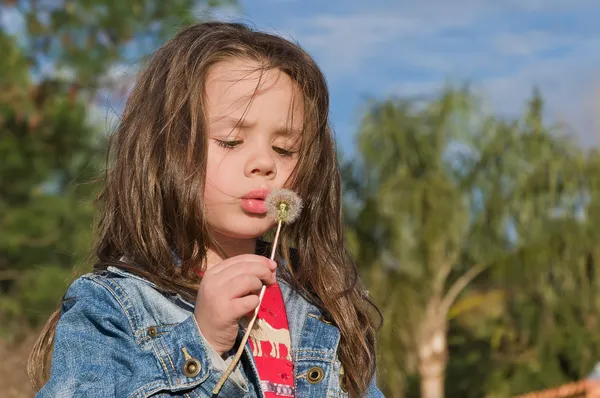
[215,261,276,287]
[226,274,264,299]
[232,295,261,317]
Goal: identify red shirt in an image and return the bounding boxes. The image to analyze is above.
[248,282,295,397]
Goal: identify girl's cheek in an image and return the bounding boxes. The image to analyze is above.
[285,160,299,175]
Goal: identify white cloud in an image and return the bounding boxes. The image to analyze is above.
[287,8,483,75]
[288,4,595,76]
[280,1,600,144]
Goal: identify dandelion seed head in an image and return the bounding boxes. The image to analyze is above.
[265,189,303,223]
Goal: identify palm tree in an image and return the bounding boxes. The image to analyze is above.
[486,148,600,396]
[344,88,582,397]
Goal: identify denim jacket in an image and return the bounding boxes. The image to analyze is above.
[37,264,384,397]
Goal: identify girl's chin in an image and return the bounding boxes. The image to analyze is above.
[219,225,274,240]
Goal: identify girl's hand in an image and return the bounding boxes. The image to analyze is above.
[194,254,277,356]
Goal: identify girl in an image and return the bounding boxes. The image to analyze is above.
[28,21,383,397]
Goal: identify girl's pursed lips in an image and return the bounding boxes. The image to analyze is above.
[240,198,268,214]
[241,188,270,200]
[240,188,270,214]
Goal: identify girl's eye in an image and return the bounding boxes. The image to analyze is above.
[273,146,296,158]
[215,139,243,149]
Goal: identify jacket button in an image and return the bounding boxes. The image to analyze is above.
[307,366,324,384]
[182,358,201,377]
[147,327,158,338]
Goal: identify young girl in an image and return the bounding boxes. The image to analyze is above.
[28,21,383,398]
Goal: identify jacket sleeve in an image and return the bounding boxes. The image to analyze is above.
[36,276,249,398]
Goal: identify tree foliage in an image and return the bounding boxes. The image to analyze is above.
[345,88,599,397]
[0,0,234,334]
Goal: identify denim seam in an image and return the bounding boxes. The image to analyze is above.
[136,323,184,345]
[166,379,213,389]
[163,343,181,385]
[152,339,174,386]
[297,366,331,376]
[135,322,181,337]
[190,316,209,351]
[296,356,335,363]
[86,276,137,336]
[107,266,160,289]
[158,338,181,385]
[99,276,140,328]
[137,331,169,343]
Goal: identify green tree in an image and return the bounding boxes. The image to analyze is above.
[345,88,583,397]
[0,0,235,334]
[481,149,600,396]
[0,29,101,331]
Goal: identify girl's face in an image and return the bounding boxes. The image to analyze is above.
[204,58,304,240]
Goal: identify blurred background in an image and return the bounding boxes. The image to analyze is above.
[2,0,600,397]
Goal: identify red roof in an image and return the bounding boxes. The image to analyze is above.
[512,380,600,398]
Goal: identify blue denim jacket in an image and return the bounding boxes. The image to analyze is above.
[37,265,384,397]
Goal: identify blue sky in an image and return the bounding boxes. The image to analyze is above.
[2,0,599,154]
[208,0,600,152]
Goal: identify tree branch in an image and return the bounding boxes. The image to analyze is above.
[433,251,459,297]
[439,263,488,317]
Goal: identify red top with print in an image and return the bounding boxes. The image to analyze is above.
[248,282,295,397]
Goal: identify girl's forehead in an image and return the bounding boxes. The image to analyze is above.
[205,59,305,124]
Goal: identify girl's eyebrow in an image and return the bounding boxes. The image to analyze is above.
[209,115,253,126]
[210,115,302,136]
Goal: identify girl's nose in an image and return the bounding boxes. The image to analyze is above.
[245,146,277,178]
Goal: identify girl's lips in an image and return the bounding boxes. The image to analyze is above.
[240,198,267,214]
[240,188,270,214]
[242,189,270,200]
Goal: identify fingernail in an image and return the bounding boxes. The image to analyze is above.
[269,259,277,267]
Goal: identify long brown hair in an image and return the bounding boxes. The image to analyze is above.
[28,21,381,397]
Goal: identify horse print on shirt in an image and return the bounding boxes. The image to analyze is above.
[248,317,292,361]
